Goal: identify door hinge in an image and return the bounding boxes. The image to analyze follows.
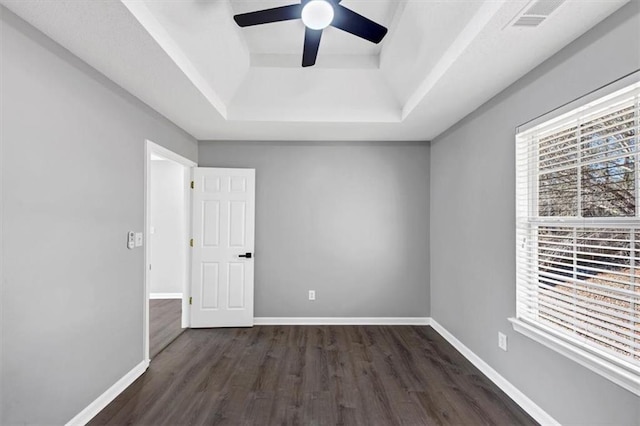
[189,297,192,305]
[190,181,194,189]
[190,238,194,247]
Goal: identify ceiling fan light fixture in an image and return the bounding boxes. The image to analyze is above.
[301,0,334,30]
[234,0,388,67]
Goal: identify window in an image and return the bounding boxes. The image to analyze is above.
[513,80,640,396]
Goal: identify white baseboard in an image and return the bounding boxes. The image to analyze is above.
[150,292,183,299]
[254,317,432,326]
[65,359,149,426]
[430,319,559,426]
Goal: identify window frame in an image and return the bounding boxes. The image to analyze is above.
[510,73,640,397]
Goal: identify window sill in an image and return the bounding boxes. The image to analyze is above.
[509,318,640,397]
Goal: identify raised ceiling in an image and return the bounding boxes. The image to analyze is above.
[1,0,630,140]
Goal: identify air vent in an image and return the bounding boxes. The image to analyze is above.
[513,16,546,27]
[507,0,566,28]
[525,0,565,16]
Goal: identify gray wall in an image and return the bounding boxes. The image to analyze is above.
[150,160,186,295]
[0,7,197,425]
[430,2,640,425]
[199,141,430,318]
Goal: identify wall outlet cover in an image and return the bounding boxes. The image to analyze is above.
[498,332,508,351]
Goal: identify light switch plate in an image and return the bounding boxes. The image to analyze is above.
[127,231,135,250]
[498,332,508,351]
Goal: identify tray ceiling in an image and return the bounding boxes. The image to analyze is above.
[0,0,630,140]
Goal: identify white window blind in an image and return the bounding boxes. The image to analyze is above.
[515,81,640,393]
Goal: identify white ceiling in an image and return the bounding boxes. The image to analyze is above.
[1,0,630,141]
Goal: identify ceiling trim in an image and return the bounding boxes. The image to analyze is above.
[121,0,229,119]
[250,53,380,69]
[401,0,507,120]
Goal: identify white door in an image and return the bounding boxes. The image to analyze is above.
[190,168,255,328]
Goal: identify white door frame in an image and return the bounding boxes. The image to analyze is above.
[144,140,196,361]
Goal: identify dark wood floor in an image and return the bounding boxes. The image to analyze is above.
[149,299,184,359]
[92,326,536,426]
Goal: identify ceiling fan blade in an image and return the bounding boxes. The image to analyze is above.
[234,4,302,27]
[331,5,388,44]
[302,28,323,67]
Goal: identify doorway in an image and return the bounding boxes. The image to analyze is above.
[144,140,196,360]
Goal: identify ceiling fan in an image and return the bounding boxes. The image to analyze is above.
[233,0,388,67]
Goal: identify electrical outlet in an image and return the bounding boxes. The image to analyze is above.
[308,290,316,301]
[498,332,508,351]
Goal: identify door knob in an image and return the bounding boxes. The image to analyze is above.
[239,253,252,259]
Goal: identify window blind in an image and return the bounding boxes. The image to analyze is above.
[516,82,640,374]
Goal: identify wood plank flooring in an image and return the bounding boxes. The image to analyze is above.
[91,326,537,426]
[149,299,184,359]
